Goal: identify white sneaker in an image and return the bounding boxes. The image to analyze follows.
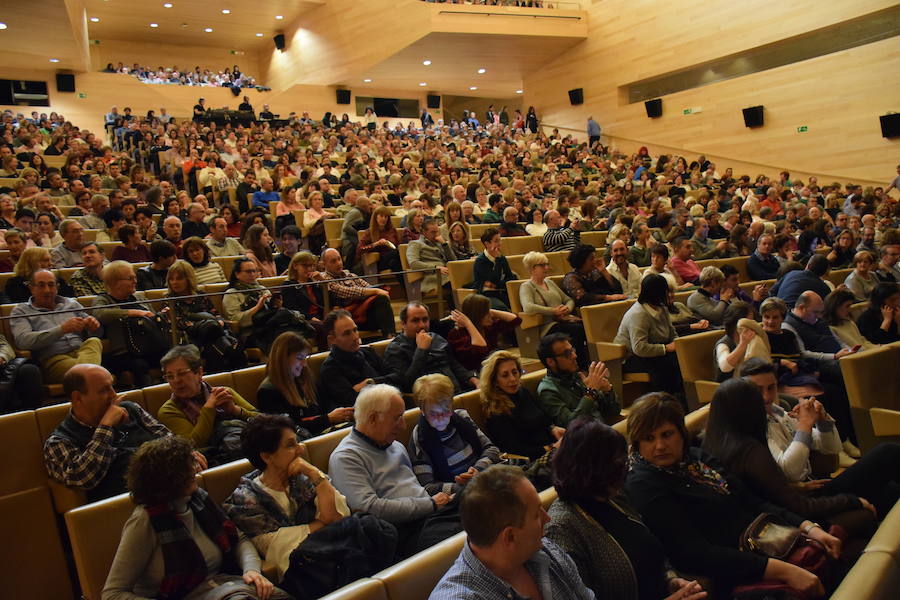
[842,440,862,459]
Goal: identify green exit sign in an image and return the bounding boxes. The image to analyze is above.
[683,108,693,115]
[77,92,87,99]
[797,125,808,132]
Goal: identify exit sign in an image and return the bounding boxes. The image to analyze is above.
[797,125,808,132]
[77,92,87,99]
[683,108,693,115]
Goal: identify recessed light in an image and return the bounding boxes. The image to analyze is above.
[275,15,283,20]
[363,78,372,83]
[163,3,173,7]
[49,58,60,63]
[221,9,230,14]
[150,23,159,28]
[0,23,7,30]
[204,27,213,32]
[516,90,523,94]
[419,82,427,87]
[90,17,100,23]
[422,60,431,66]
[255,32,263,37]
[469,86,477,91]
[477,68,486,74]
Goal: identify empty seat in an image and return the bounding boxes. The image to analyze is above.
[0,410,46,496]
[231,364,268,406]
[0,486,74,600]
[674,329,722,407]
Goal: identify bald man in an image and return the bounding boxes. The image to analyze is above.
[42,364,199,501]
[319,248,395,338]
[542,209,580,253]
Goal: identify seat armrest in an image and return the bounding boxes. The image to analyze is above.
[870,408,900,437]
[517,313,544,330]
[595,342,626,361]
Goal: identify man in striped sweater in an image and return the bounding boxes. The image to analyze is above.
[542,209,580,253]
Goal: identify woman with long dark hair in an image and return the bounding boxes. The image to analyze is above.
[856,282,900,344]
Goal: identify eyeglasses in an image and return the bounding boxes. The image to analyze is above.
[554,348,577,358]
[163,368,196,381]
[242,268,259,274]
[535,263,550,268]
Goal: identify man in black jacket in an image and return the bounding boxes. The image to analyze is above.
[317,310,402,409]
[384,302,478,394]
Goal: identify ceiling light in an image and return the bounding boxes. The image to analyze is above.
[469,86,477,91]
[477,68,486,74]
[163,3,173,7]
[422,60,432,66]
[49,58,60,63]
[255,32,263,37]
[221,9,230,14]
[204,27,213,32]
[0,23,7,30]
[363,78,372,83]
[275,15,283,20]
[90,17,100,23]
[516,89,523,94]
[150,23,159,28]
[419,82,427,87]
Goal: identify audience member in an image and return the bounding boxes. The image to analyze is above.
[446,294,520,371]
[607,239,643,298]
[206,215,246,257]
[10,269,102,383]
[856,282,900,344]
[68,241,107,296]
[843,250,879,302]
[472,228,517,310]
[318,247,395,339]
[562,243,625,307]
[668,237,701,285]
[542,209,579,252]
[824,289,878,352]
[329,383,463,557]
[771,255,833,307]
[408,373,501,495]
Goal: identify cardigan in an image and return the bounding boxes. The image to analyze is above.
[519,278,576,336]
[613,302,676,359]
[472,252,516,293]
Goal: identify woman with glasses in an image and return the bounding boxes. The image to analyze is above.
[257,331,353,437]
[519,250,588,369]
[407,373,501,495]
[223,256,271,345]
[479,350,564,461]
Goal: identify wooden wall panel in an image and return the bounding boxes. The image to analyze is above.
[523,0,900,183]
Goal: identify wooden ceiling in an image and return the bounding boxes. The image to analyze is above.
[0,0,86,71]
[82,0,323,49]
[345,32,584,99]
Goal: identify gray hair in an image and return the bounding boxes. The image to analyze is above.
[355,383,401,425]
[160,344,202,371]
[699,266,724,287]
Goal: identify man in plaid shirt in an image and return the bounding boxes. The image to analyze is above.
[43,364,207,502]
[316,247,396,338]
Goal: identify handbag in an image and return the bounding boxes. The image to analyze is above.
[739,513,802,559]
[122,315,170,358]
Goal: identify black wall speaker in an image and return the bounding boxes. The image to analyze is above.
[644,98,662,118]
[56,73,76,93]
[273,34,285,51]
[880,113,900,138]
[336,89,351,105]
[426,94,441,109]
[568,88,583,105]
[742,105,764,128]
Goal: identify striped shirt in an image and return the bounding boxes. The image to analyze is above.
[542,227,580,253]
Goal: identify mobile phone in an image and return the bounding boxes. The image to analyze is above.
[851,345,861,352]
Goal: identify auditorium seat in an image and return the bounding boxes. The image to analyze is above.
[580,230,607,248]
[580,299,649,404]
[447,258,475,306]
[211,255,241,280]
[199,459,253,504]
[674,329,721,407]
[65,492,134,600]
[830,551,900,600]
[0,410,46,496]
[231,364,267,406]
[324,219,343,249]
[499,235,542,256]
[142,371,234,418]
[304,427,353,473]
[319,578,388,600]
[506,278,564,359]
[374,531,467,600]
[1,486,74,600]
[839,345,900,452]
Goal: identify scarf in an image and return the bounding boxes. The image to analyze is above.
[417,412,482,483]
[145,488,238,600]
[171,381,213,425]
[631,450,730,495]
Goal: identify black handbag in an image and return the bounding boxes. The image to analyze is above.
[122,315,170,358]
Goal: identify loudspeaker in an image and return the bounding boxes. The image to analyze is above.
[742,105,764,128]
[56,73,76,93]
[568,88,583,105]
[644,98,662,118]
[880,113,900,138]
[273,34,285,51]
[426,94,441,109]
[336,89,351,105]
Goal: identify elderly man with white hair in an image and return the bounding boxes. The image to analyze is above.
[329,383,462,557]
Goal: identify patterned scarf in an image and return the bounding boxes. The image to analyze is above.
[171,381,213,425]
[631,450,730,495]
[145,488,238,600]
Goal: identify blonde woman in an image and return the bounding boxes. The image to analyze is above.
[479,350,564,461]
[843,250,878,302]
[518,250,588,368]
[301,190,334,253]
[408,373,501,495]
[257,331,353,436]
[5,246,74,302]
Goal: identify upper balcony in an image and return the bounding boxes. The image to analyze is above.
[425,1,588,38]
